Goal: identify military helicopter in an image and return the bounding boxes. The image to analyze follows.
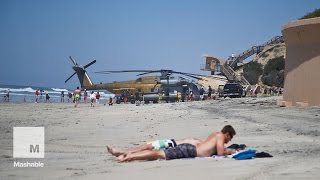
[65,56,204,103]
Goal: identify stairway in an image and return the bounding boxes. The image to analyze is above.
[221,63,250,86]
[229,36,284,68]
[220,35,284,86]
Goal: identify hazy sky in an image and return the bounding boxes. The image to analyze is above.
[1,0,319,88]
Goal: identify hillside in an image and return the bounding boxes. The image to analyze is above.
[234,8,320,89]
[234,42,286,88]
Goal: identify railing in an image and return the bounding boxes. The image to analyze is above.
[228,36,284,68]
[221,63,250,86]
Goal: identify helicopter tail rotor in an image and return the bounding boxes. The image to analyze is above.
[65,56,95,88]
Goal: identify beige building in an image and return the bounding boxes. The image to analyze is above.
[279,17,320,106]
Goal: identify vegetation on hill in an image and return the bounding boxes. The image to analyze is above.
[300,8,320,19]
[261,56,285,87]
[241,55,285,87]
[233,8,320,88]
[243,61,263,85]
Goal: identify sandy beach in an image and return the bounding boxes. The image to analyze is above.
[1,96,320,180]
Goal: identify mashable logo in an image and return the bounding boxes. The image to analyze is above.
[13,127,44,158]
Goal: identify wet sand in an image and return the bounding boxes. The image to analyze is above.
[0,96,320,180]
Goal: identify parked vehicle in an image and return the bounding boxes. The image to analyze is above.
[219,83,244,98]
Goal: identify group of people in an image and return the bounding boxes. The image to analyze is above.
[199,85,214,100]
[175,85,213,102]
[73,87,102,107]
[33,87,104,106]
[263,86,283,96]
[107,125,237,162]
[35,89,51,103]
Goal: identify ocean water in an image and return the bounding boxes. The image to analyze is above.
[0,84,114,103]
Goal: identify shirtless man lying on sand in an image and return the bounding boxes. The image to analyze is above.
[107,138,202,157]
[107,125,236,162]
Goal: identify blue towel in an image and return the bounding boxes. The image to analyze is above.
[232,149,256,160]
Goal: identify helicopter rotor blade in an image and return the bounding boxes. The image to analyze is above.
[94,72,111,74]
[84,60,96,69]
[175,71,205,80]
[172,71,204,77]
[69,56,77,66]
[94,70,154,74]
[136,70,161,76]
[65,72,77,83]
[182,74,203,80]
[172,71,203,80]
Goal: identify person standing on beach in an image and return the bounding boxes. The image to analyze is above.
[108,97,113,106]
[60,91,64,103]
[113,125,236,162]
[83,89,88,104]
[208,85,213,99]
[90,91,96,107]
[35,88,39,103]
[165,88,170,103]
[67,92,72,103]
[40,90,44,102]
[135,91,140,105]
[199,87,205,100]
[4,89,10,102]
[189,91,194,101]
[45,91,50,103]
[182,85,187,102]
[74,86,81,107]
[96,91,101,104]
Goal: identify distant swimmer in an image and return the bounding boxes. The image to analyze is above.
[74,86,81,107]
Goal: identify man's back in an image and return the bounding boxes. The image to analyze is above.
[74,89,80,95]
[196,132,226,157]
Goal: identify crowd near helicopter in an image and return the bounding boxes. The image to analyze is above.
[65,56,206,103]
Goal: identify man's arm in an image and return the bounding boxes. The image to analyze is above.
[224,148,235,155]
[216,135,235,156]
[216,134,226,156]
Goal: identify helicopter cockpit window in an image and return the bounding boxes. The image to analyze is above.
[136,78,142,82]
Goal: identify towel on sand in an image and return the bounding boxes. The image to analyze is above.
[232,149,256,160]
[210,149,256,160]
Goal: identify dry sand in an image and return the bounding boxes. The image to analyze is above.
[0,96,320,180]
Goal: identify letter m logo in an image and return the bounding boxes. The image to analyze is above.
[30,144,40,153]
[13,127,44,158]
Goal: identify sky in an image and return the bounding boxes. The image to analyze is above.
[0,0,319,89]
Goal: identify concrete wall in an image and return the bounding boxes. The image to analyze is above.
[281,17,320,106]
